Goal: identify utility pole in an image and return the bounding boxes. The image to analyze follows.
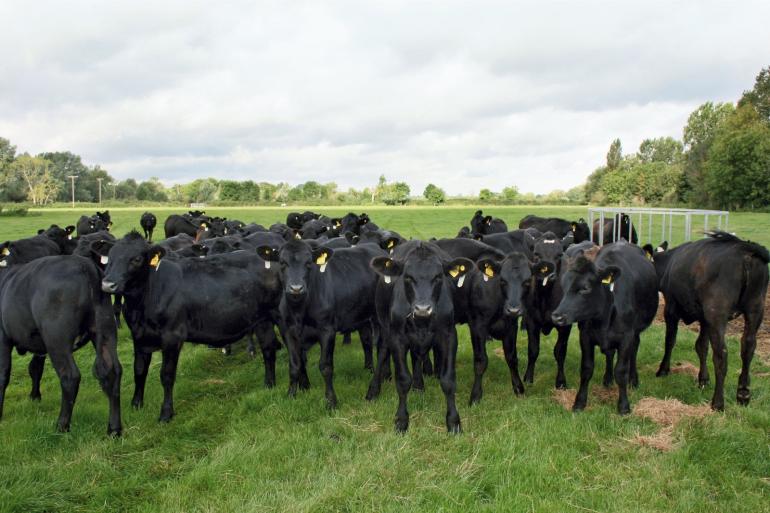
[97,178,103,204]
[67,175,77,208]
[111,183,117,200]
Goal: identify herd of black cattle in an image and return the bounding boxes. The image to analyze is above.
[0,208,767,436]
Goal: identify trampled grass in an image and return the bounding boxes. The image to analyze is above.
[1,206,769,513]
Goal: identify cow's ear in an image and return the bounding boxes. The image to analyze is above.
[473,233,484,242]
[292,229,302,240]
[312,247,333,273]
[597,265,621,291]
[381,237,400,254]
[331,218,342,229]
[256,246,280,269]
[147,245,166,269]
[90,240,114,265]
[1,241,10,255]
[445,257,473,288]
[642,244,655,260]
[484,216,492,225]
[371,256,403,282]
[65,225,76,235]
[534,261,557,285]
[658,241,669,252]
[37,228,45,235]
[191,244,208,258]
[476,258,501,282]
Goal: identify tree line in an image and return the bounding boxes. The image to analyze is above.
[586,65,770,210]
[2,65,768,209]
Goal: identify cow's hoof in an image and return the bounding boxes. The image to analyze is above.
[572,402,586,412]
[523,372,534,384]
[655,367,669,378]
[617,403,631,416]
[108,426,122,437]
[697,377,710,389]
[447,419,462,434]
[513,383,525,396]
[555,380,567,390]
[710,400,725,412]
[131,398,143,409]
[158,410,174,423]
[56,421,71,433]
[264,379,275,389]
[365,386,380,402]
[736,389,751,406]
[395,418,409,433]
[29,393,41,401]
[326,397,338,410]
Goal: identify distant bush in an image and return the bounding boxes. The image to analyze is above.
[0,205,30,216]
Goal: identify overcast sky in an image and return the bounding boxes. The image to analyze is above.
[1,1,768,195]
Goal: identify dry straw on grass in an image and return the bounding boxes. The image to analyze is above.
[629,397,712,452]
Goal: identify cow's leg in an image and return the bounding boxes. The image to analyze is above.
[553,325,571,389]
[318,327,338,409]
[602,348,615,387]
[656,308,679,377]
[422,349,433,376]
[411,348,425,391]
[694,328,710,388]
[0,337,12,421]
[255,322,277,388]
[286,327,303,397]
[148,228,153,243]
[131,348,152,409]
[614,334,635,415]
[392,338,412,433]
[299,342,311,390]
[92,323,122,436]
[573,328,595,412]
[28,355,45,400]
[158,344,181,422]
[523,322,540,384]
[706,321,727,411]
[247,331,257,358]
[501,320,524,395]
[358,327,374,372]
[468,322,489,405]
[737,304,763,406]
[630,333,641,389]
[342,332,352,345]
[440,329,461,434]
[47,347,81,432]
[366,340,391,401]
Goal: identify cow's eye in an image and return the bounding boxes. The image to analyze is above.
[132,256,143,265]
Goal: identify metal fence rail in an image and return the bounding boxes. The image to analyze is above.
[588,207,729,246]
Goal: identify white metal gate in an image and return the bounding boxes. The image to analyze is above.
[588,207,729,246]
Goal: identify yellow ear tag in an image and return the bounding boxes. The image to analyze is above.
[571,223,577,231]
[601,275,612,284]
[448,267,459,278]
[316,252,328,273]
[484,265,494,278]
[384,260,392,268]
[149,254,160,269]
[1,247,9,256]
[387,240,395,249]
[201,223,207,229]
[540,266,548,274]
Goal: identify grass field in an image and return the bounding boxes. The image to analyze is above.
[1,206,769,513]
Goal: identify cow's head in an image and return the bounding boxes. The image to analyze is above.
[371,244,472,320]
[476,252,532,317]
[551,255,618,326]
[571,218,590,243]
[96,231,165,294]
[531,231,564,287]
[0,241,13,268]
[257,240,331,302]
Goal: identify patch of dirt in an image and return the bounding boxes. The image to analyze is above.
[670,361,699,377]
[653,289,770,366]
[552,386,617,411]
[628,397,713,452]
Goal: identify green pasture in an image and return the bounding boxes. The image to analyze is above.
[0,206,768,513]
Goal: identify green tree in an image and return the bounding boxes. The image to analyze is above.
[501,185,519,202]
[382,181,410,205]
[7,154,60,205]
[218,180,242,201]
[136,178,168,202]
[423,183,445,205]
[0,137,24,201]
[478,188,494,202]
[184,178,218,203]
[302,181,323,200]
[115,178,138,200]
[637,137,683,165]
[681,101,735,205]
[739,65,770,122]
[705,104,770,209]
[606,138,623,169]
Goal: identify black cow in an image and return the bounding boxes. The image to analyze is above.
[76,215,109,237]
[473,230,534,256]
[140,212,157,242]
[256,240,384,408]
[519,215,590,243]
[1,225,75,267]
[286,211,320,230]
[470,210,508,236]
[552,241,657,413]
[644,231,769,410]
[367,241,472,432]
[164,214,201,238]
[0,256,122,434]
[592,213,638,245]
[521,232,574,388]
[97,232,282,421]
